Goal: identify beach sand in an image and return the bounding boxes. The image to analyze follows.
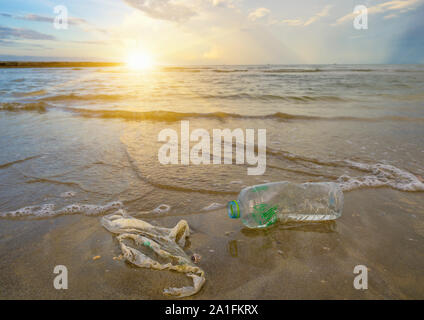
[0,188,423,299]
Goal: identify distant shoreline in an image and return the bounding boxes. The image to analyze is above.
[0,61,123,68]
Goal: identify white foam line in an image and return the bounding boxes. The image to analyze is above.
[0,201,123,218]
[339,161,424,192]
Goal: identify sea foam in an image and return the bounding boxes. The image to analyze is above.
[337,161,424,192]
[0,201,123,218]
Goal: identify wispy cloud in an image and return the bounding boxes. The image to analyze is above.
[384,13,398,19]
[70,40,109,45]
[282,5,332,27]
[0,39,51,49]
[0,39,22,47]
[0,12,108,35]
[210,0,238,8]
[248,7,270,21]
[334,0,423,25]
[122,0,196,22]
[1,12,83,25]
[281,19,303,27]
[0,25,55,40]
[304,5,332,26]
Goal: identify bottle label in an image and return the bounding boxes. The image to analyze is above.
[252,203,278,226]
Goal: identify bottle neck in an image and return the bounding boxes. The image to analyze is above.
[227,200,241,219]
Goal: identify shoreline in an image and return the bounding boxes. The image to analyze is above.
[0,61,123,68]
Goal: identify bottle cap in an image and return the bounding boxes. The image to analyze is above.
[227,200,240,219]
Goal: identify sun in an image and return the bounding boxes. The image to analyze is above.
[125,51,155,70]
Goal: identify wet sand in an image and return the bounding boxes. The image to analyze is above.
[0,188,423,299]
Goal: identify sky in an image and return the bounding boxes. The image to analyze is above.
[0,0,423,64]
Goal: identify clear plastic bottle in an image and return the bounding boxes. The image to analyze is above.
[227,181,343,228]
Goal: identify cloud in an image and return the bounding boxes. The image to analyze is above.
[281,5,332,27]
[1,12,83,25]
[384,13,398,19]
[248,8,270,21]
[0,25,56,40]
[210,0,237,8]
[0,12,108,34]
[281,19,303,27]
[334,0,423,25]
[304,5,332,26]
[0,39,51,49]
[0,39,20,47]
[122,0,196,22]
[70,40,109,45]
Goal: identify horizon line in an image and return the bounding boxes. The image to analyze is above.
[1,61,423,68]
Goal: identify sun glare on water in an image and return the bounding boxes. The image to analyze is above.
[126,51,155,70]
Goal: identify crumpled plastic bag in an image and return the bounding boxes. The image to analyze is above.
[101,209,205,297]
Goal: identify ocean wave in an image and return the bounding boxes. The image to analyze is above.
[392,68,424,73]
[167,67,424,74]
[160,67,377,73]
[124,139,424,195]
[261,68,374,73]
[0,102,48,112]
[377,93,424,101]
[199,93,347,102]
[0,155,41,169]
[0,201,123,219]
[2,102,423,124]
[263,68,321,73]
[72,109,243,121]
[212,69,248,73]
[38,92,346,103]
[265,146,424,192]
[12,89,47,97]
[25,177,81,187]
[70,108,321,122]
[41,93,125,102]
[68,108,424,123]
[159,66,249,73]
[338,161,424,192]
[161,66,204,72]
